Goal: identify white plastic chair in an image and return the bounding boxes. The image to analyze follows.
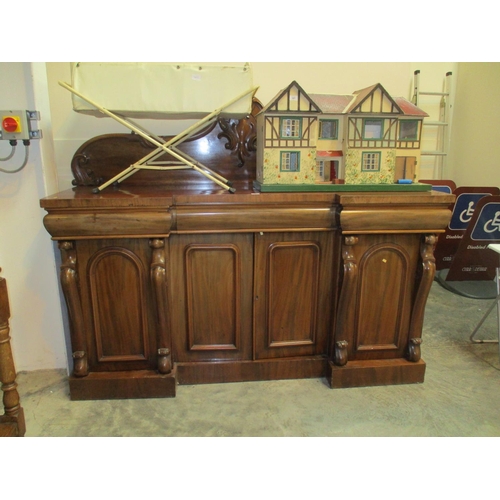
[470,244,500,360]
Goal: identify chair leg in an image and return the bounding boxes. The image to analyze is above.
[469,267,500,361]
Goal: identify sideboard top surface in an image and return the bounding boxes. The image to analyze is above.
[40,183,455,210]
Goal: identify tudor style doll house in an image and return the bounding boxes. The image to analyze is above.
[255,81,428,191]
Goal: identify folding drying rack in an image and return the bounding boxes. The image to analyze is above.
[59,64,257,193]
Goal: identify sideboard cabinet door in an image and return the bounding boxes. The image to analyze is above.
[169,233,254,363]
[76,239,159,372]
[254,231,337,360]
[337,233,421,362]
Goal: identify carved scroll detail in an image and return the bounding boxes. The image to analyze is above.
[334,340,349,366]
[407,338,423,362]
[58,241,88,377]
[217,99,262,167]
[408,234,437,349]
[149,238,171,374]
[71,153,103,187]
[332,236,359,362]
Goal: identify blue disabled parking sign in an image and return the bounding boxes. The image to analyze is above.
[433,186,498,271]
[471,201,500,241]
[449,193,492,230]
[446,195,500,282]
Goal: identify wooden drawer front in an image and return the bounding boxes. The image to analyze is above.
[78,239,158,371]
[174,205,336,232]
[44,210,172,238]
[254,232,335,360]
[170,234,253,362]
[340,208,451,233]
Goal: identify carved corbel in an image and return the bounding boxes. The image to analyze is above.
[407,338,423,362]
[408,234,438,350]
[157,348,172,375]
[334,341,349,366]
[58,241,88,377]
[149,239,171,374]
[342,236,359,270]
[72,350,88,377]
[332,236,359,360]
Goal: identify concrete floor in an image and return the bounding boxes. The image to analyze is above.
[13,282,500,437]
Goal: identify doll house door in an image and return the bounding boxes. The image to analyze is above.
[395,157,416,182]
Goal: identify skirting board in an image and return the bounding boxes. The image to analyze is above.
[176,357,327,385]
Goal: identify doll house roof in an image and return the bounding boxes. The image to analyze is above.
[344,83,397,113]
[308,94,353,114]
[344,83,428,117]
[392,97,428,117]
[259,81,322,114]
[260,81,428,118]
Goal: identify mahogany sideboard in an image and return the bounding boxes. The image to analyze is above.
[40,109,454,400]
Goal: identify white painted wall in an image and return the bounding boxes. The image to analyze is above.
[448,62,500,187]
[0,62,67,372]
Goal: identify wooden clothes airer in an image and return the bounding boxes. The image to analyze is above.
[59,81,258,193]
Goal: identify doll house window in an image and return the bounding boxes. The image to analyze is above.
[319,120,338,139]
[281,118,301,138]
[399,120,418,140]
[362,152,381,171]
[363,119,383,140]
[281,151,300,172]
[316,160,325,180]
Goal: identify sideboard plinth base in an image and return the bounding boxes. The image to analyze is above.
[176,357,327,386]
[69,368,177,400]
[327,359,426,389]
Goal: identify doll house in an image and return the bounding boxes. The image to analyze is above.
[255,81,429,191]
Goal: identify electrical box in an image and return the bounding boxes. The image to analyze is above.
[0,110,41,141]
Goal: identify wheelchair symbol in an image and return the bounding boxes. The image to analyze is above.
[484,211,500,233]
[459,201,475,223]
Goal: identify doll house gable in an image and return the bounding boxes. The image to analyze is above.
[256,81,322,186]
[342,83,428,184]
